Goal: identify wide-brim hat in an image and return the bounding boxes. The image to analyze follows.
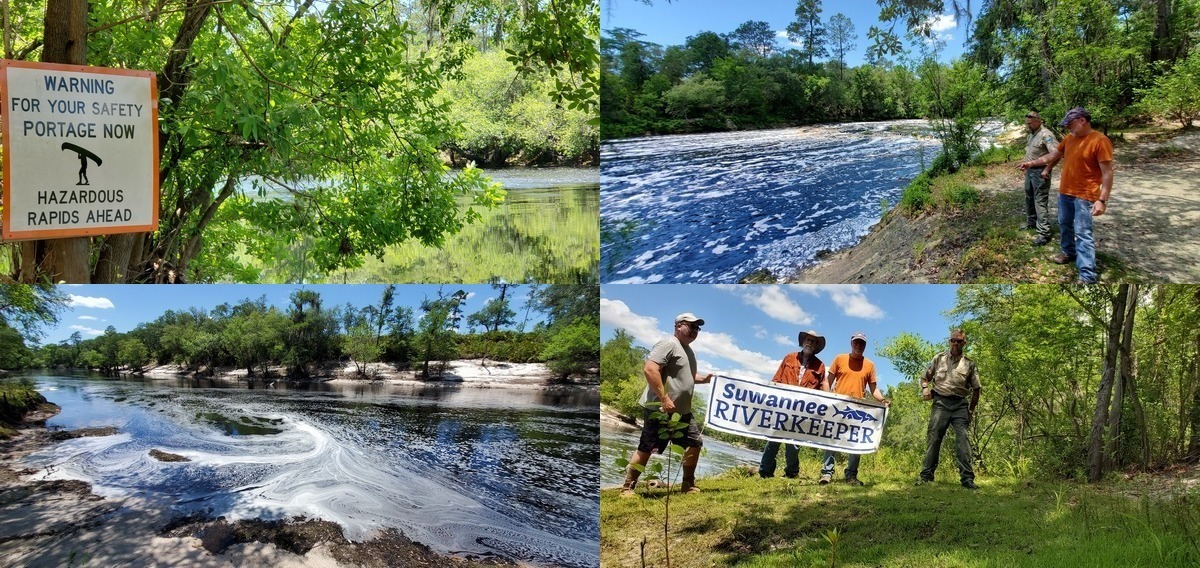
[797,330,826,355]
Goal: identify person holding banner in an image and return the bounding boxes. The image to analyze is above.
[758,329,827,479]
[621,312,715,496]
[917,329,982,490]
[819,332,890,485]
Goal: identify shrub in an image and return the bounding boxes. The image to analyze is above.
[900,171,933,212]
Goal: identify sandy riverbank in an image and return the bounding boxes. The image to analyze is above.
[0,405,512,567]
[138,359,598,391]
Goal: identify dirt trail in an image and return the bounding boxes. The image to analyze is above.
[1098,136,1200,281]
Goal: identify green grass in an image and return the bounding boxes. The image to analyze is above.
[0,379,47,438]
[601,463,1200,567]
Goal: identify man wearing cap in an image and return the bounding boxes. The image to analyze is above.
[758,330,827,479]
[819,332,890,485]
[1018,107,1114,283]
[917,329,982,490]
[1020,111,1059,246]
[621,312,715,496]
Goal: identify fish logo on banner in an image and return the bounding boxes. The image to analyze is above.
[705,375,888,454]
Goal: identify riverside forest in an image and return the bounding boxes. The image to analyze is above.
[600,284,1200,566]
[0,284,600,382]
[2,0,599,284]
[603,0,1199,142]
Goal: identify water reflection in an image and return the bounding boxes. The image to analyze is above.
[17,373,600,568]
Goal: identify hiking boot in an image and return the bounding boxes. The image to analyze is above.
[1051,253,1076,265]
[620,469,640,497]
[962,480,979,490]
[845,477,863,486]
[1032,235,1051,247]
[679,480,700,494]
[819,473,832,485]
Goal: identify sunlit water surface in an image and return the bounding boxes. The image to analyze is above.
[19,374,599,567]
[601,121,1001,283]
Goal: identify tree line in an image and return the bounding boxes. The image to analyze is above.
[1,284,600,382]
[601,284,1200,482]
[3,0,598,284]
[603,0,1200,158]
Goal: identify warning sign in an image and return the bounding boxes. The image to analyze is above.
[2,60,158,241]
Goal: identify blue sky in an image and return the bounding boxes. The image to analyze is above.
[601,284,964,394]
[602,0,978,66]
[37,284,543,345]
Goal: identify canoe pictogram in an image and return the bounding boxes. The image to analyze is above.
[61,142,101,185]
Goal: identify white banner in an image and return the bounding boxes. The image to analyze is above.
[705,375,888,454]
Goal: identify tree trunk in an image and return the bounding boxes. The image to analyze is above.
[29,0,91,283]
[1117,284,1149,470]
[1150,0,1170,63]
[1187,289,1200,463]
[1088,283,1128,482]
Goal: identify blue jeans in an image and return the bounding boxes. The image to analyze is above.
[759,441,800,477]
[822,450,861,479]
[1058,193,1097,283]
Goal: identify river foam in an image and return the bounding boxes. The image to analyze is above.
[23,377,599,568]
[601,121,948,283]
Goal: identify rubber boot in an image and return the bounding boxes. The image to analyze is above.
[679,472,699,494]
[620,468,641,497]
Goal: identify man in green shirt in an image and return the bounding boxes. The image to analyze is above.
[917,329,982,490]
[1022,111,1059,246]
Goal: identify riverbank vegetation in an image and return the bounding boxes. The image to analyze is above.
[603,0,1200,177]
[3,0,599,283]
[602,284,1200,564]
[6,284,599,381]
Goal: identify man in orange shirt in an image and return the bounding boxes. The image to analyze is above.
[758,329,826,478]
[1018,107,1114,283]
[819,332,890,485]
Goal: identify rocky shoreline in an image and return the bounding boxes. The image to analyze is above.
[0,405,511,567]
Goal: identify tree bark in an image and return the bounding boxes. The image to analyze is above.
[1117,284,1148,470]
[1088,283,1128,482]
[30,0,91,283]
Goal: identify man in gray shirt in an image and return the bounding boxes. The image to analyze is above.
[1022,111,1059,246]
[621,312,714,496]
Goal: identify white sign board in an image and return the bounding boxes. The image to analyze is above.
[706,375,889,454]
[2,60,158,241]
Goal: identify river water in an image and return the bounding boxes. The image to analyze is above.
[330,167,599,284]
[18,374,600,567]
[599,422,762,488]
[600,121,947,283]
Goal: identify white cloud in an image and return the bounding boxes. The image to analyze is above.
[67,295,115,309]
[78,315,99,321]
[692,330,779,378]
[752,325,768,339]
[774,334,793,346]
[601,298,778,379]
[776,29,802,48]
[69,325,104,336]
[927,14,956,32]
[600,298,665,346]
[715,285,813,324]
[789,285,885,320]
[465,292,476,300]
